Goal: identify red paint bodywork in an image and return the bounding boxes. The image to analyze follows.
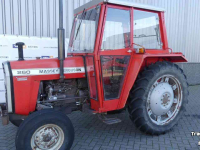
[10,57,85,115]
[9,3,187,115]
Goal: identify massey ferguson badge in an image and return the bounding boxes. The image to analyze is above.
[12,67,85,76]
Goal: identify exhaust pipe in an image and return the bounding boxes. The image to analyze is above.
[58,0,65,80]
[16,42,25,61]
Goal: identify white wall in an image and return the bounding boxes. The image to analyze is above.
[0,35,69,103]
[1,0,200,62]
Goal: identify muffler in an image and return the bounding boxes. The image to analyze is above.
[58,0,65,80]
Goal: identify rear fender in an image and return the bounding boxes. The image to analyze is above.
[117,53,187,109]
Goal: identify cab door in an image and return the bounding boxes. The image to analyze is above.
[98,5,133,111]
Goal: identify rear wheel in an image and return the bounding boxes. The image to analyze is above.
[128,61,189,135]
[15,109,74,150]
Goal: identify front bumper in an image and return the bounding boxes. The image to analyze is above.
[0,104,9,125]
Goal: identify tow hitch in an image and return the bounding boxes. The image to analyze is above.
[0,104,9,125]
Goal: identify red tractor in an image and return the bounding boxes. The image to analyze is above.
[0,0,189,149]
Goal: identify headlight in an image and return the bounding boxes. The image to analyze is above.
[2,62,13,113]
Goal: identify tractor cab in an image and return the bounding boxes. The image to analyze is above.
[68,0,175,112]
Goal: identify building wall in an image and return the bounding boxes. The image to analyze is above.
[1,0,200,62]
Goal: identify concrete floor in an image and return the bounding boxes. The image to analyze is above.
[0,85,200,150]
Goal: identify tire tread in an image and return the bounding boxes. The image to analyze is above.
[128,61,189,135]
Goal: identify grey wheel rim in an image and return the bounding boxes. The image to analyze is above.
[147,75,183,126]
[31,124,65,150]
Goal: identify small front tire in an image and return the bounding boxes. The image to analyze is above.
[15,109,74,150]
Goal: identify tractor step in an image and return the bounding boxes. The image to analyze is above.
[98,114,122,125]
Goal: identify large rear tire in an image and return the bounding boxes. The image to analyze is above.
[15,109,74,150]
[128,61,189,135]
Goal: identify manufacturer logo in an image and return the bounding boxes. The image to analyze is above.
[41,56,54,59]
[13,44,26,49]
[43,46,57,49]
[64,68,82,73]
[0,44,8,47]
[15,57,34,59]
[0,56,9,59]
[24,57,34,59]
[27,45,39,49]
[39,69,59,74]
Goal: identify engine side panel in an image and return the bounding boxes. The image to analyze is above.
[13,77,40,115]
[10,56,85,115]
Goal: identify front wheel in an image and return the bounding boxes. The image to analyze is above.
[15,109,74,150]
[128,61,189,135]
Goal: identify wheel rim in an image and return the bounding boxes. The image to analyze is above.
[31,124,64,150]
[147,75,183,126]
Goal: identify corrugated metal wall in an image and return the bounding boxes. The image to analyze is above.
[0,0,92,38]
[1,0,200,62]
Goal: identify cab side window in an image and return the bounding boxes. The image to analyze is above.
[133,10,162,49]
[101,8,131,50]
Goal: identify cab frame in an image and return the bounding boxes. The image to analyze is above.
[68,0,187,113]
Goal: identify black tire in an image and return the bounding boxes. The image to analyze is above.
[128,61,189,135]
[15,109,74,150]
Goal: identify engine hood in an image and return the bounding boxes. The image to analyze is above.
[9,56,85,79]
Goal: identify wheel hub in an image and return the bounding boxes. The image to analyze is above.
[161,93,170,106]
[31,124,64,150]
[150,83,174,116]
[34,127,59,149]
[42,133,52,142]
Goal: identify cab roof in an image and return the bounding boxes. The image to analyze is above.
[74,0,165,14]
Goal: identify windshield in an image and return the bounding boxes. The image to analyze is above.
[69,6,101,53]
